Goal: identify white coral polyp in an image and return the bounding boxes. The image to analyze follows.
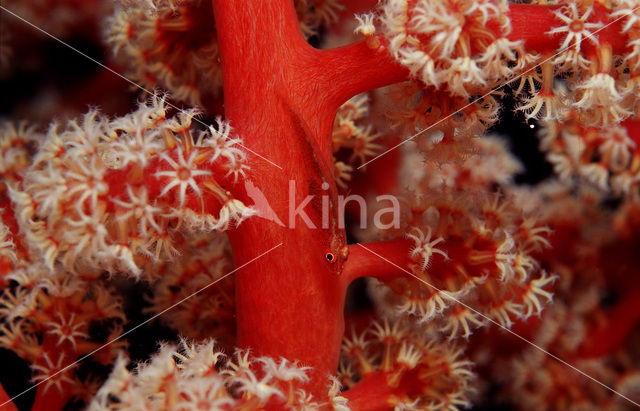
[441,57,487,97]
[572,73,632,126]
[0,222,16,264]
[155,147,213,207]
[205,118,247,167]
[476,38,524,82]
[9,96,252,278]
[599,127,636,172]
[181,199,256,232]
[88,339,323,411]
[354,14,376,36]
[379,0,514,96]
[406,226,449,271]
[546,3,603,53]
[573,73,626,108]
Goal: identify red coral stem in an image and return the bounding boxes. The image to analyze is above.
[506,3,628,54]
[579,286,640,358]
[313,39,409,112]
[0,383,18,411]
[341,371,396,411]
[342,240,413,286]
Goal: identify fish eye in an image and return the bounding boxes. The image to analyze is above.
[325,251,336,264]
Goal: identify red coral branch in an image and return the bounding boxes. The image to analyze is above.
[0,383,18,411]
[313,40,409,112]
[505,3,628,53]
[341,370,397,411]
[342,240,413,285]
[579,286,640,358]
[342,367,436,411]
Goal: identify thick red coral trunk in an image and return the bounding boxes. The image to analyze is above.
[211,0,351,396]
